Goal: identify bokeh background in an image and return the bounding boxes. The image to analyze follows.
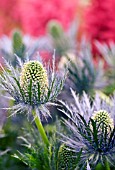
[0,0,115,60]
[0,0,115,170]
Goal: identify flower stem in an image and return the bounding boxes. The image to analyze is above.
[105,160,110,170]
[95,163,104,170]
[95,161,110,170]
[32,110,49,147]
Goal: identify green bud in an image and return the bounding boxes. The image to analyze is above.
[12,30,25,58]
[20,61,48,104]
[57,144,77,170]
[92,110,114,131]
[47,20,64,39]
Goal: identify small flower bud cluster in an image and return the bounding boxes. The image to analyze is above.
[57,144,76,170]
[20,61,48,104]
[92,110,114,131]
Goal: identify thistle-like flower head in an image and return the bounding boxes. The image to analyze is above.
[59,90,115,168]
[0,54,67,119]
[91,110,114,131]
[20,60,48,104]
[57,143,77,170]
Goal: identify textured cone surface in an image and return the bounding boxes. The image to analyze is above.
[20,61,48,104]
[57,144,77,170]
[92,110,114,131]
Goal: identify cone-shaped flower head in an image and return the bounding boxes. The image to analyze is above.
[92,110,114,131]
[20,60,48,104]
[57,144,77,170]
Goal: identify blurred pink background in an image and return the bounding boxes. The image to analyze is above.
[0,0,115,57]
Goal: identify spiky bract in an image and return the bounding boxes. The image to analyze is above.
[68,41,105,96]
[13,119,63,170]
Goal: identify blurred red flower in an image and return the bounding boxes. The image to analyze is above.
[0,0,21,36]
[84,0,115,55]
[19,0,77,37]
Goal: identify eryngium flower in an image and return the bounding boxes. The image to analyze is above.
[20,60,48,104]
[57,144,77,170]
[91,110,114,131]
[0,54,67,119]
[59,89,115,168]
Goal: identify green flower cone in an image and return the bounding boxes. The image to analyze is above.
[92,110,114,131]
[57,144,77,170]
[20,60,48,105]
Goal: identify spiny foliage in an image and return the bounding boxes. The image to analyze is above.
[13,120,62,170]
[12,116,83,170]
[63,113,115,168]
[68,42,105,96]
[0,30,41,67]
[14,137,52,169]
[47,20,76,56]
[59,91,115,168]
[96,41,115,95]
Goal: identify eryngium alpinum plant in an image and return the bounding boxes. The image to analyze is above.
[59,89,115,169]
[68,40,105,96]
[96,41,115,95]
[0,54,67,146]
